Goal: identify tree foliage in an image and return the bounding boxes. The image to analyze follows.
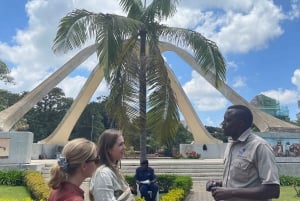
[25,87,73,142]
[71,101,106,142]
[0,60,15,84]
[0,89,21,111]
[205,126,227,142]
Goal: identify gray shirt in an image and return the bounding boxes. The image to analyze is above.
[223,129,280,201]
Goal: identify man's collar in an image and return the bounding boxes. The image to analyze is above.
[228,128,251,143]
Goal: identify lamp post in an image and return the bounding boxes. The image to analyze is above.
[91,115,94,141]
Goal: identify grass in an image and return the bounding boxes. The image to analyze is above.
[0,185,31,199]
[0,185,299,200]
[276,186,300,201]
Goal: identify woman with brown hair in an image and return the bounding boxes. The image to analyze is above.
[90,129,135,201]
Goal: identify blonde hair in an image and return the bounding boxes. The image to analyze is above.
[48,138,97,189]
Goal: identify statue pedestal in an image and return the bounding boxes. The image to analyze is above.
[0,132,33,164]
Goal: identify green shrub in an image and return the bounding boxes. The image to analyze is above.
[124,175,135,187]
[0,170,24,186]
[280,175,300,186]
[23,170,50,201]
[0,198,33,201]
[156,175,177,193]
[125,174,179,193]
[171,176,192,195]
[134,195,145,201]
[160,188,185,201]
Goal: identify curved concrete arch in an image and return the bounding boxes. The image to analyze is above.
[165,62,221,144]
[0,44,98,131]
[158,41,299,132]
[38,63,104,144]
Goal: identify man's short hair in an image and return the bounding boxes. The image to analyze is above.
[140,159,148,165]
[227,105,253,128]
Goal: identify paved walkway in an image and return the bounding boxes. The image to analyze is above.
[185,182,214,201]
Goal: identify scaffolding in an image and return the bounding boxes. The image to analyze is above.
[251,94,289,120]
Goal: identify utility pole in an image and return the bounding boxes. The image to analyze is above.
[91,115,94,141]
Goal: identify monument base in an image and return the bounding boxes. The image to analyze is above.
[0,132,33,164]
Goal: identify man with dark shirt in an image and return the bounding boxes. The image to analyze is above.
[135,160,158,201]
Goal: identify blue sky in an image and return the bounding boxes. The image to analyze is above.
[0,0,300,127]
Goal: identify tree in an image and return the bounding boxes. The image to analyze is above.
[0,89,21,111]
[205,125,227,143]
[71,101,106,142]
[0,89,27,130]
[25,87,73,142]
[52,0,226,161]
[0,60,15,84]
[173,123,194,147]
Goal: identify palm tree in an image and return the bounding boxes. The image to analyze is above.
[52,0,226,161]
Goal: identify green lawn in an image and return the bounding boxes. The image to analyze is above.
[276,186,300,201]
[0,185,299,200]
[0,185,31,199]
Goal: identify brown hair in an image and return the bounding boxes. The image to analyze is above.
[96,129,123,174]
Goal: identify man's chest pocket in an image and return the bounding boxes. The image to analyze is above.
[230,158,255,183]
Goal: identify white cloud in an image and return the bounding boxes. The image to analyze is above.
[178,0,254,12]
[227,61,239,70]
[287,0,300,20]
[166,0,285,54]
[204,117,214,126]
[0,0,112,97]
[57,75,109,100]
[291,69,300,90]
[163,8,209,29]
[58,76,86,98]
[72,0,122,14]
[261,89,298,104]
[183,71,227,111]
[232,76,246,88]
[214,2,284,53]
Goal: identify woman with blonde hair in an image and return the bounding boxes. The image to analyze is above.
[48,138,98,201]
[90,129,135,201]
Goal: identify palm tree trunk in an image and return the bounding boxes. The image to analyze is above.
[139,29,147,162]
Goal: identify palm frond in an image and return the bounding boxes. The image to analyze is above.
[119,0,144,19]
[146,45,180,144]
[143,0,179,22]
[106,52,140,130]
[52,9,143,78]
[93,14,142,81]
[52,9,99,53]
[159,26,226,86]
